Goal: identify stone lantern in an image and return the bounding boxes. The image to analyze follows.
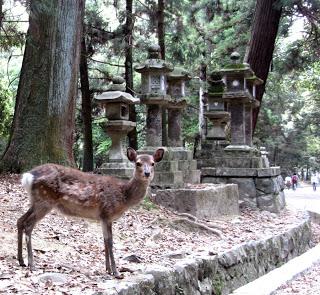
[202,71,230,141]
[220,52,259,151]
[95,76,139,178]
[246,75,263,100]
[135,45,173,147]
[166,67,191,147]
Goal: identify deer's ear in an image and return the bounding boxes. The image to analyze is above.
[127,147,137,162]
[153,148,164,162]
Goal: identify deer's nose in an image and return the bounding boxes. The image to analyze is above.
[144,172,150,177]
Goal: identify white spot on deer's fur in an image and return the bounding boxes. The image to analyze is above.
[21,173,34,195]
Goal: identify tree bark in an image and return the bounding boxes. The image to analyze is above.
[0,0,84,172]
[0,0,3,31]
[199,63,207,138]
[157,0,167,146]
[125,0,138,150]
[157,0,165,60]
[80,36,94,171]
[245,0,282,132]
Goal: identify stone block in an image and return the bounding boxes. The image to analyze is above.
[98,161,134,179]
[152,171,184,187]
[183,170,201,184]
[227,178,257,202]
[256,194,281,213]
[255,178,279,196]
[153,184,239,219]
[201,167,217,177]
[178,160,198,171]
[257,167,280,177]
[155,161,179,172]
[215,168,257,177]
[276,175,285,191]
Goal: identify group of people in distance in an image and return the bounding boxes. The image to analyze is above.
[285,172,320,191]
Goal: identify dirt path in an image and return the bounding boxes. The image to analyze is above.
[0,175,315,294]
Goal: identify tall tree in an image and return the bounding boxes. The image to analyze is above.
[245,0,282,131]
[80,35,94,171]
[0,0,3,31]
[157,0,167,146]
[125,0,138,150]
[157,0,165,60]
[0,0,84,172]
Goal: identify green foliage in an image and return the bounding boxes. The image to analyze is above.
[0,82,13,138]
[0,80,15,156]
[1,0,320,173]
[141,196,158,211]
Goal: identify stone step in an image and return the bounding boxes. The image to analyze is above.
[183,170,201,184]
[153,184,239,219]
[177,160,198,171]
[97,167,134,179]
[197,157,263,169]
[155,161,179,172]
[152,171,184,187]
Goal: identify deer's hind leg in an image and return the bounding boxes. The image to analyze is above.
[102,220,123,279]
[17,200,52,270]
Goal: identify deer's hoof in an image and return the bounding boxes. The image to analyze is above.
[114,272,124,279]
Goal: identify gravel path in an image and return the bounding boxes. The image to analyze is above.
[274,184,320,295]
[273,262,320,295]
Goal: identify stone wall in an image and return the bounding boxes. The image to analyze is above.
[102,219,311,295]
[201,167,286,213]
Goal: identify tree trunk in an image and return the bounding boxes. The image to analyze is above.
[199,63,207,139]
[245,0,282,132]
[80,36,94,172]
[0,0,3,31]
[157,0,165,60]
[125,0,138,150]
[157,0,167,146]
[0,0,84,172]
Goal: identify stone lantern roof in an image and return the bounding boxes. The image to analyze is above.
[206,71,225,94]
[219,51,254,78]
[95,76,139,104]
[246,75,263,86]
[167,67,192,81]
[134,45,173,74]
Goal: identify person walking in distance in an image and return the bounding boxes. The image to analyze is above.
[285,176,292,189]
[311,173,319,191]
[291,173,298,190]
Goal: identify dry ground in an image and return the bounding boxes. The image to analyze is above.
[0,174,315,294]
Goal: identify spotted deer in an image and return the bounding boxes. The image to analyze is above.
[17,147,164,278]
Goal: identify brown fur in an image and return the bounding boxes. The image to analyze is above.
[17,148,164,278]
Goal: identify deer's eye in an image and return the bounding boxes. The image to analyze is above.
[151,162,155,166]
[136,162,142,167]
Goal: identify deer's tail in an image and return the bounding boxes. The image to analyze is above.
[21,173,34,195]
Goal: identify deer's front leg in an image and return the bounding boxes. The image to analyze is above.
[102,221,123,279]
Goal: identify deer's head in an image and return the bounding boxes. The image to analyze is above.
[127,147,164,182]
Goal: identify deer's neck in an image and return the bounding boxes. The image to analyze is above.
[124,176,150,207]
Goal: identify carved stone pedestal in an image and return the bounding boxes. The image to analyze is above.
[98,120,136,179]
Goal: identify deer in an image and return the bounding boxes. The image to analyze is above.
[17,147,164,279]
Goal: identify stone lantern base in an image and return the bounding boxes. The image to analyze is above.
[138,146,200,188]
[98,120,136,180]
[196,146,285,213]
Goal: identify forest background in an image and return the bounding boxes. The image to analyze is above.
[0,0,319,177]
